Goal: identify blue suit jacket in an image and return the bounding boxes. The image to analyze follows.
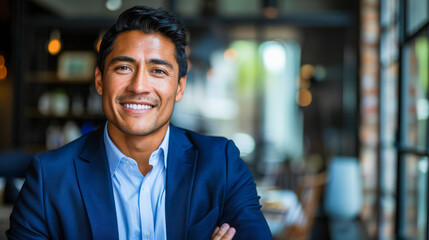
[7,125,272,240]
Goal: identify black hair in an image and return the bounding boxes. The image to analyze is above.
[97,6,188,80]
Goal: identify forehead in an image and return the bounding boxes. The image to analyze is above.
[108,30,176,61]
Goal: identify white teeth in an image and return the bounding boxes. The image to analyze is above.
[124,104,152,110]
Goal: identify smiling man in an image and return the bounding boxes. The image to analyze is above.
[7,6,272,240]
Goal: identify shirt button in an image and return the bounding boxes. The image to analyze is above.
[126,160,130,164]
[146,232,150,238]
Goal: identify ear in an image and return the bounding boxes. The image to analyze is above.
[95,67,103,96]
[175,75,187,102]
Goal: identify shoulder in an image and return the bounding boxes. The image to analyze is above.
[27,128,104,186]
[172,125,239,155]
[36,128,102,164]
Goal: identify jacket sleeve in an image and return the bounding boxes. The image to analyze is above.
[7,155,49,239]
[220,140,273,240]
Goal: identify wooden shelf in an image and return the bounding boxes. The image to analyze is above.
[24,108,104,120]
[26,72,93,84]
[22,144,47,153]
[180,11,355,27]
[23,11,354,28]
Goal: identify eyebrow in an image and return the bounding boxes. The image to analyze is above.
[108,56,174,70]
[109,56,136,64]
[147,58,174,70]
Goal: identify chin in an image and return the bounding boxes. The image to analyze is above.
[119,127,152,136]
[120,123,165,137]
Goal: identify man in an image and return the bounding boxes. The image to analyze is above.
[7,6,272,240]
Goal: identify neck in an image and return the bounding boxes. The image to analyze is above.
[107,122,169,174]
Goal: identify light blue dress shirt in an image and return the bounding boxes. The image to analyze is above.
[103,123,169,240]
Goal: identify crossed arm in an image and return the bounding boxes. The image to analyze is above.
[8,140,270,239]
[209,141,272,240]
[211,223,236,240]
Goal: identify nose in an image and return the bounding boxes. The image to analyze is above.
[127,68,151,94]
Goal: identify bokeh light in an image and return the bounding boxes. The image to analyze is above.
[231,133,255,157]
[224,48,238,62]
[0,55,5,67]
[48,38,62,55]
[300,78,311,89]
[105,0,122,11]
[96,38,102,52]
[263,7,278,19]
[301,64,315,80]
[0,65,7,80]
[297,89,312,107]
[260,41,286,73]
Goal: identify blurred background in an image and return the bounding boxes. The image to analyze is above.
[0,0,427,239]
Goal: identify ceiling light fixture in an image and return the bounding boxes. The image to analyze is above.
[105,0,122,11]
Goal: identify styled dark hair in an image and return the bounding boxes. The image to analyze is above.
[97,6,188,80]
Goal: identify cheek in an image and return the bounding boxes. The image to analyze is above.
[103,78,125,97]
[155,80,178,100]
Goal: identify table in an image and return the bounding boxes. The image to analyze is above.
[0,205,12,240]
[259,189,305,236]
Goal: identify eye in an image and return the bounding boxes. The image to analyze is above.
[114,66,132,72]
[152,69,167,75]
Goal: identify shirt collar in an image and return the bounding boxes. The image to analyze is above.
[103,122,170,176]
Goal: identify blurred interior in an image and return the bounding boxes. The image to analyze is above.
[0,0,427,239]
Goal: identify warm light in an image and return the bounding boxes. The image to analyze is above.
[95,31,106,52]
[300,78,311,89]
[297,89,312,107]
[263,7,278,19]
[301,64,315,80]
[48,38,62,55]
[0,65,7,80]
[96,39,102,52]
[224,48,238,62]
[47,30,62,55]
[0,55,4,67]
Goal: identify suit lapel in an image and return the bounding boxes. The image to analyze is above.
[166,125,198,240]
[74,128,119,240]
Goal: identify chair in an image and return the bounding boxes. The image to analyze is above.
[277,172,327,240]
[0,150,33,203]
[0,206,12,240]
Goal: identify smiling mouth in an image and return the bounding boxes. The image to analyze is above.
[121,103,154,110]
